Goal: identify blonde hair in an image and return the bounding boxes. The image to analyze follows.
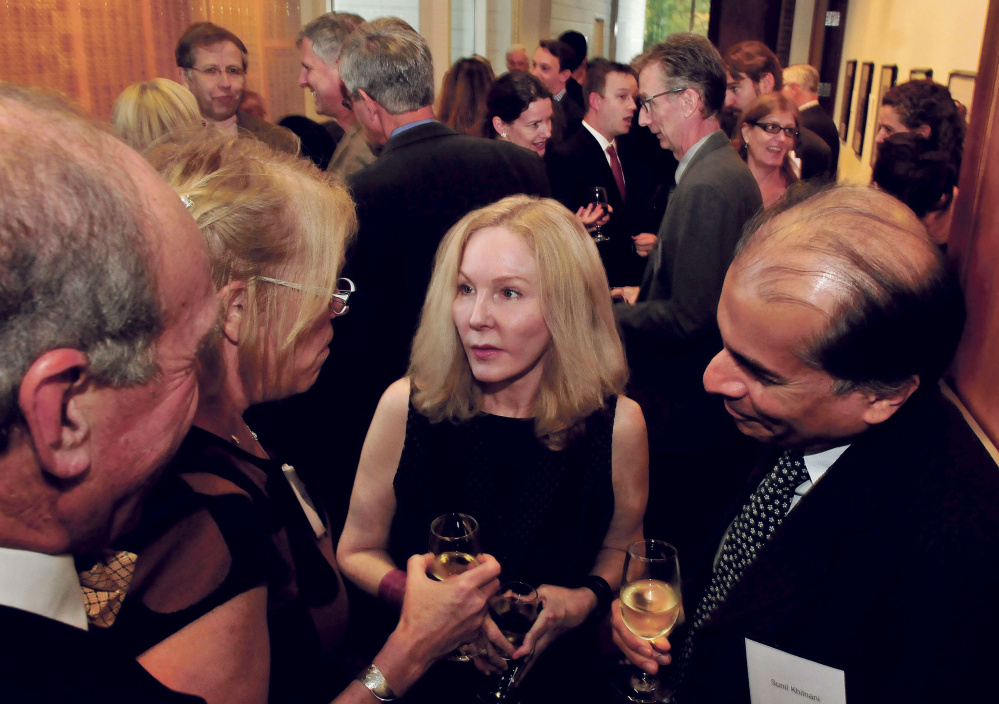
[145,129,356,398]
[111,78,202,151]
[409,196,627,449]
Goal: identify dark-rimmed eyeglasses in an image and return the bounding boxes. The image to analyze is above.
[638,87,686,113]
[256,276,355,317]
[751,121,799,139]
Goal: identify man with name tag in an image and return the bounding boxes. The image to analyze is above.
[612,185,999,703]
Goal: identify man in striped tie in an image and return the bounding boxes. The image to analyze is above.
[612,184,999,703]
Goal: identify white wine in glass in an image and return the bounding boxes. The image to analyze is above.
[617,540,681,703]
[429,513,484,661]
[589,186,611,243]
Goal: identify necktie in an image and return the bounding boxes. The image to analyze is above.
[679,449,808,677]
[79,549,138,628]
[607,143,626,203]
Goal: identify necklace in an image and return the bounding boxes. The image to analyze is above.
[230,425,259,446]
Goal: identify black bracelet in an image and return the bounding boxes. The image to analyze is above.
[583,574,613,617]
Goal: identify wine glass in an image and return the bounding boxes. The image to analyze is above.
[478,581,541,702]
[616,540,681,703]
[589,186,611,243]
[429,513,485,660]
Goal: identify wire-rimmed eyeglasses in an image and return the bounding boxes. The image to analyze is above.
[638,87,686,113]
[256,276,355,317]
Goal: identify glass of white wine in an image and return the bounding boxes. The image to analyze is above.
[429,513,485,661]
[618,540,681,703]
[478,581,540,702]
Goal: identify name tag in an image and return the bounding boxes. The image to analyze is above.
[745,639,846,704]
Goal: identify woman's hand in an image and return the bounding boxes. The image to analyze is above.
[610,597,672,674]
[471,612,517,676]
[510,585,597,674]
[576,203,612,231]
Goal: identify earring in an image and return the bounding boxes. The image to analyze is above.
[500,132,508,138]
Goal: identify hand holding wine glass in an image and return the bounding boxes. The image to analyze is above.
[589,186,611,243]
[429,513,487,660]
[477,582,541,701]
[614,540,682,703]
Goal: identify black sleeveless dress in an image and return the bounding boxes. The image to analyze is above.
[388,398,617,703]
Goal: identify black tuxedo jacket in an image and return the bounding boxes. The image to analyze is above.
[796,125,833,182]
[545,126,655,285]
[678,388,999,703]
[801,104,840,179]
[0,605,205,703]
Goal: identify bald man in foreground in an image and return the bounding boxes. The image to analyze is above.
[613,186,999,703]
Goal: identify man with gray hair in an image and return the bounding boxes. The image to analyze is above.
[266,21,548,520]
[505,43,529,72]
[783,63,840,177]
[0,83,220,703]
[611,33,764,562]
[297,11,376,176]
[612,185,999,702]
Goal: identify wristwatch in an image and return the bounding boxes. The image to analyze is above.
[357,663,399,702]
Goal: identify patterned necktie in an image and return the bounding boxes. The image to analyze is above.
[79,549,138,628]
[678,449,808,677]
[607,143,626,203]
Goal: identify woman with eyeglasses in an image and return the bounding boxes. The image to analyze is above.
[337,195,648,704]
[731,92,801,208]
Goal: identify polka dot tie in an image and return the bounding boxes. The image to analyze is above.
[678,449,808,679]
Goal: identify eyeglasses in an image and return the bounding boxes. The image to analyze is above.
[751,121,799,139]
[187,65,246,80]
[256,276,355,317]
[638,87,686,113]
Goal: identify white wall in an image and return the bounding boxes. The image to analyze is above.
[487,0,513,71]
[833,0,987,183]
[332,0,421,30]
[615,0,646,63]
[550,0,610,58]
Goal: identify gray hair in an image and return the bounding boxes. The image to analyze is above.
[0,85,163,452]
[634,32,726,117]
[297,11,365,65]
[784,64,819,94]
[339,22,435,114]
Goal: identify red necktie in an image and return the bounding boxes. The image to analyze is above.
[607,143,626,203]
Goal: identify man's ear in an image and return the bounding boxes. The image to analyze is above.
[18,349,92,480]
[177,67,191,88]
[219,280,247,345]
[588,89,602,113]
[680,88,701,119]
[915,124,932,139]
[559,68,572,85]
[758,72,776,94]
[861,375,920,426]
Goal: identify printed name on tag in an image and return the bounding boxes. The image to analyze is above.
[745,638,846,704]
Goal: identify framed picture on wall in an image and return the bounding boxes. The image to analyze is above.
[852,62,874,158]
[948,70,976,121]
[839,60,857,142]
[870,65,898,166]
[909,68,933,81]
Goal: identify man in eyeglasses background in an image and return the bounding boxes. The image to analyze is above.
[612,33,764,564]
[176,22,298,155]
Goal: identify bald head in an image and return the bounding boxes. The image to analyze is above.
[731,185,964,393]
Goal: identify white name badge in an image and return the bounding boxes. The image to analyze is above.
[745,639,846,704]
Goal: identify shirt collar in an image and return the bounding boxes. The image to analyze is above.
[0,548,88,630]
[553,89,567,102]
[799,99,820,111]
[675,130,715,184]
[390,117,438,139]
[802,444,849,487]
[582,120,614,152]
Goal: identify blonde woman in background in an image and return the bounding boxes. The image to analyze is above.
[111,78,202,150]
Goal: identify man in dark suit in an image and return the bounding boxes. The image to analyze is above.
[250,22,549,525]
[613,185,999,703]
[532,39,585,139]
[558,30,588,111]
[611,34,763,561]
[0,83,222,704]
[546,59,652,286]
[784,63,840,179]
[722,41,832,182]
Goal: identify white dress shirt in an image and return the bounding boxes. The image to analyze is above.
[0,547,88,630]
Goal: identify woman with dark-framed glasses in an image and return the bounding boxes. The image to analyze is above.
[731,92,802,208]
[87,131,357,704]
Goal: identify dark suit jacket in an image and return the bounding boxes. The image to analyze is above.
[236,109,300,156]
[246,122,550,527]
[678,388,999,703]
[0,605,205,703]
[801,103,840,179]
[550,93,584,144]
[565,77,585,112]
[545,125,655,285]
[796,125,833,182]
